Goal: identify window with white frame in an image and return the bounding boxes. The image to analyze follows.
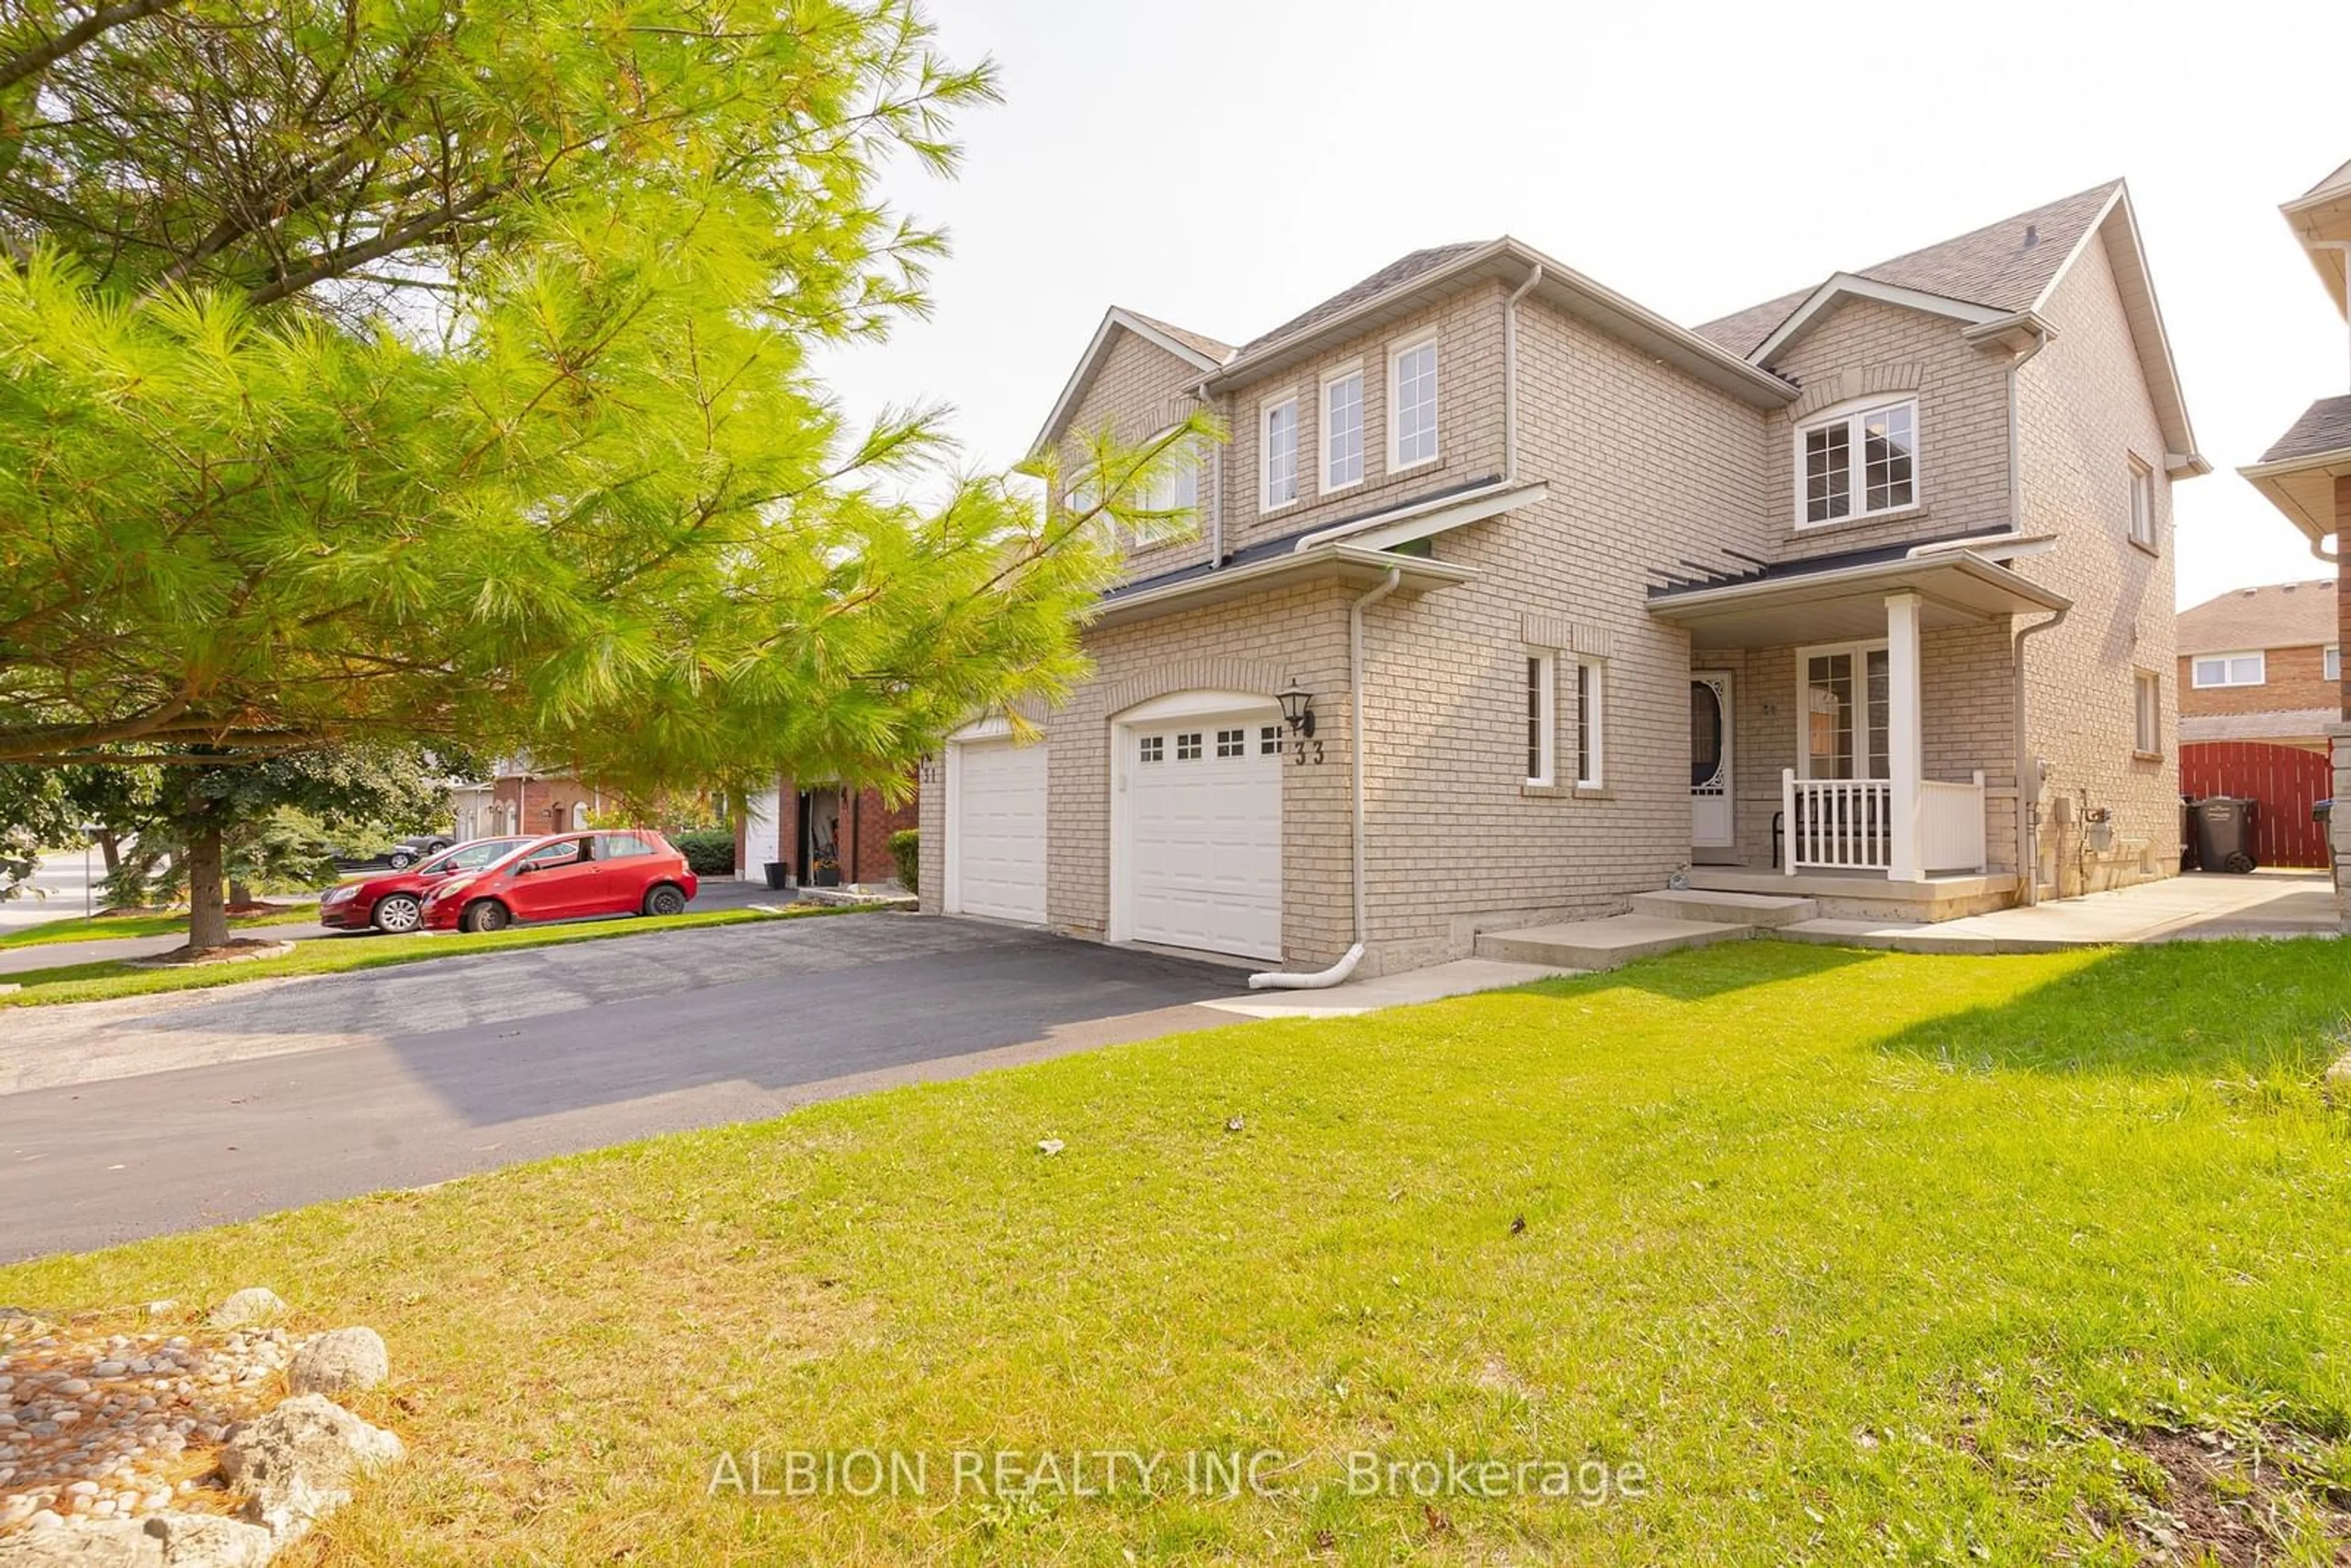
[2127,457,2155,548]
[1798,399,1916,525]
[1323,367,1363,492]
[1136,433,1199,527]
[2132,669,2161,754]
[1261,396,1299,509]
[2327,646,2341,683]
[1799,642,1891,778]
[2190,651,2265,689]
[1573,658,1605,787]
[1525,653,1555,786]
[1390,337,1439,470]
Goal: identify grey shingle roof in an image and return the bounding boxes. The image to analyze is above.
[1120,307,1235,365]
[1692,181,2124,356]
[2259,394,2351,465]
[2177,579,2339,656]
[1237,243,1485,358]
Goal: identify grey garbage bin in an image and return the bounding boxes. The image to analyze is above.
[2192,795,2259,874]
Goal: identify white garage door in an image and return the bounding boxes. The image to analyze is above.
[1125,716,1283,960]
[953,740,1048,923]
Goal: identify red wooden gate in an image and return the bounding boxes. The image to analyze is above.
[2178,741,2333,868]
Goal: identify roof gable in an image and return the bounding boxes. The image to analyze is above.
[1693,179,2201,472]
[1694,181,2123,356]
[1030,306,1232,458]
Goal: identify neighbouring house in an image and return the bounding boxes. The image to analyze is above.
[923,179,2204,975]
[2175,580,2338,868]
[448,757,606,841]
[735,778,918,887]
[2239,157,2351,917]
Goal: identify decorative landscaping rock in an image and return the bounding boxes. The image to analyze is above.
[201,1295,282,1332]
[216,1395,401,1539]
[3,1313,402,1566]
[284,1331,386,1399]
[0,1510,275,1566]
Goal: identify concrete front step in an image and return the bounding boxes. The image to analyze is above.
[1629,889,1818,928]
[1474,915,1753,970]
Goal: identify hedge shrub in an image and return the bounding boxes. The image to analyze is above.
[672,827,737,879]
[888,828,919,894]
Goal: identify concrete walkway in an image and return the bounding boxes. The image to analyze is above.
[1198,958,1573,1019]
[1780,869,2338,954]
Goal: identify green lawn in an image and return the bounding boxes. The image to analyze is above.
[0,904,854,1007]
[0,902,321,947]
[6,940,2351,1564]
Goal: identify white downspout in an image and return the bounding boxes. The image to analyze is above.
[2004,321,2056,906]
[1250,566,1403,989]
[1194,378,1223,566]
[1504,264,1544,483]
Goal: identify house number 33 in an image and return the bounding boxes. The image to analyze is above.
[1291,738,1325,765]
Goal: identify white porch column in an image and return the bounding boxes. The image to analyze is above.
[1886,591,1924,882]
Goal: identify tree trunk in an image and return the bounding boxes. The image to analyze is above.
[97,830,119,876]
[227,880,252,907]
[185,826,230,951]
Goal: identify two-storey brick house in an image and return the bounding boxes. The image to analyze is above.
[921,181,2204,976]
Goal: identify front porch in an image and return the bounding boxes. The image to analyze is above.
[1652,536,2071,918]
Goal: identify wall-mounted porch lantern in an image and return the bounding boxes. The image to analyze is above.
[1276,679,1317,738]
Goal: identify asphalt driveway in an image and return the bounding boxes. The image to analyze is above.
[0,914,1251,1261]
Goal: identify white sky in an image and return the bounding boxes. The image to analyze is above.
[817,0,2351,612]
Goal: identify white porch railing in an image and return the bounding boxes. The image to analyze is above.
[1782,770,1989,876]
[1781,776,1893,871]
[1920,771,1989,874]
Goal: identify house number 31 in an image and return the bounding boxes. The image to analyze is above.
[1291,738,1324,765]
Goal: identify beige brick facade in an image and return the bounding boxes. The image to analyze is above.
[2012,233,2181,894]
[924,211,2192,970]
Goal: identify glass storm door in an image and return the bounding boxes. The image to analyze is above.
[1691,672,1733,850]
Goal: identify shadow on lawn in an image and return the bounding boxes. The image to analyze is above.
[1877,939,2351,1078]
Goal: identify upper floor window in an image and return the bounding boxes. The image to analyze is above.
[2127,457,2155,549]
[1261,396,1299,510]
[2328,646,2342,683]
[1798,399,1916,526]
[1390,337,1439,470]
[1324,367,1364,492]
[2190,651,2265,688]
[1137,433,1199,525]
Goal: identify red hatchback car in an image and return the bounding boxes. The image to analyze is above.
[419,830,698,934]
[320,836,536,934]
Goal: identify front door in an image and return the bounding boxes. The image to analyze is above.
[1691,672,1734,853]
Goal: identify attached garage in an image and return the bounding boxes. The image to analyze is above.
[1113,694,1284,961]
[947,731,1048,923]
